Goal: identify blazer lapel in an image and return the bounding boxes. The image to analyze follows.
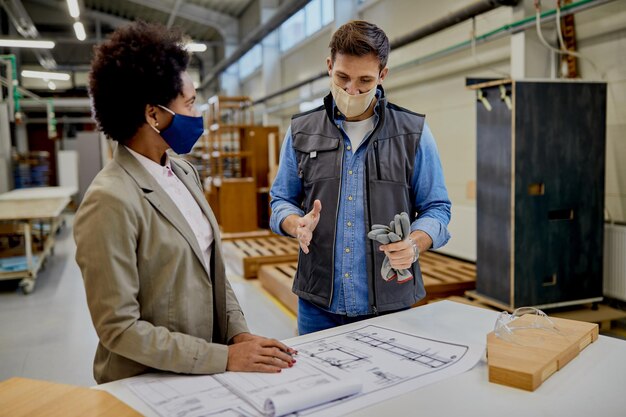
[170,157,228,337]
[114,146,210,276]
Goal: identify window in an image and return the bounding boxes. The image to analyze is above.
[280,0,334,52]
[305,1,322,37]
[238,44,262,79]
[279,10,305,52]
[322,0,334,26]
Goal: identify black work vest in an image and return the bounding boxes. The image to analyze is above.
[290,89,428,313]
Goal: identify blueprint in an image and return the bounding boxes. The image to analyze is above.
[126,324,483,417]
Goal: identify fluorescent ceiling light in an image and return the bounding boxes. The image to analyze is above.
[66,0,80,18]
[185,43,207,53]
[48,81,57,90]
[22,70,71,81]
[0,39,55,49]
[73,21,86,41]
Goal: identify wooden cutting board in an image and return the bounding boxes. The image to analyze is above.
[487,315,598,391]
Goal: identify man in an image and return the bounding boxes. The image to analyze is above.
[270,20,451,335]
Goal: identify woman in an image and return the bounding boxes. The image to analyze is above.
[74,21,295,384]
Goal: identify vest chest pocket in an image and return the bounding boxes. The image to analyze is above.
[292,134,341,184]
[371,136,417,185]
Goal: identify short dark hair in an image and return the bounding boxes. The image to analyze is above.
[329,20,390,70]
[89,21,190,143]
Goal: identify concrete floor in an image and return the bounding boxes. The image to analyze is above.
[0,215,296,387]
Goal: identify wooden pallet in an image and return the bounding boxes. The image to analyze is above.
[258,251,477,314]
[415,251,476,304]
[548,304,626,332]
[223,237,299,279]
[258,262,299,313]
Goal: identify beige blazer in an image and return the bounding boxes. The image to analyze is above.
[74,145,249,384]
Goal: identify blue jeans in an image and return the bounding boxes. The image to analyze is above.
[297,298,406,335]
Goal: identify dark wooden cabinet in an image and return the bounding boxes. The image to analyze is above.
[470,79,606,309]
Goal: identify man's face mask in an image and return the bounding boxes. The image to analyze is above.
[330,73,379,118]
[151,105,204,154]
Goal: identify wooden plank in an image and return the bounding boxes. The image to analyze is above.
[223,236,299,279]
[0,377,141,417]
[259,262,299,314]
[487,315,598,391]
[220,229,273,241]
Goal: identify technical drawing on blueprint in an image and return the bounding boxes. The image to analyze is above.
[125,374,258,417]
[124,324,483,417]
[298,325,468,387]
[215,324,481,417]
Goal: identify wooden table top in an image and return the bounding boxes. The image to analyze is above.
[0,377,141,417]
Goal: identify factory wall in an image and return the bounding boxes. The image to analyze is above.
[238,0,626,260]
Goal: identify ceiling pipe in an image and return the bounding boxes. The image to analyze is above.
[198,0,311,90]
[251,0,519,106]
[391,0,519,50]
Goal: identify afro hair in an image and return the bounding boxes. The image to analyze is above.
[89,21,190,143]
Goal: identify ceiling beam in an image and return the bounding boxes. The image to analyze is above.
[199,0,310,90]
[83,8,133,29]
[0,0,57,69]
[166,0,184,29]
[27,0,133,29]
[125,0,237,40]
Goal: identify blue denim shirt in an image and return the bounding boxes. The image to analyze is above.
[270,95,451,316]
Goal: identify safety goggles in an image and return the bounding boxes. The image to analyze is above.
[494,307,562,345]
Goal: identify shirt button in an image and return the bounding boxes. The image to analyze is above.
[344,273,350,278]
[348,195,353,201]
[347,221,352,227]
[346,145,352,151]
[348,170,353,175]
[345,248,350,253]
[336,124,341,128]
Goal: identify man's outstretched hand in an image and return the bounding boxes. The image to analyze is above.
[296,199,322,254]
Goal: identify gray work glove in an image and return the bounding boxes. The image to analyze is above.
[367,212,416,284]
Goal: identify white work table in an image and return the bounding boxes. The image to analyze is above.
[0,186,77,201]
[97,301,626,416]
[0,187,74,293]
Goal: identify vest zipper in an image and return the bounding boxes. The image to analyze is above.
[328,128,345,309]
[373,140,381,180]
[365,145,379,315]
[366,110,385,315]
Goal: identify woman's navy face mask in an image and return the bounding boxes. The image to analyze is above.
[152,104,204,154]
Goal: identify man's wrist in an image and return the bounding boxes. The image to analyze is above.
[281,214,300,238]
[407,237,419,263]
